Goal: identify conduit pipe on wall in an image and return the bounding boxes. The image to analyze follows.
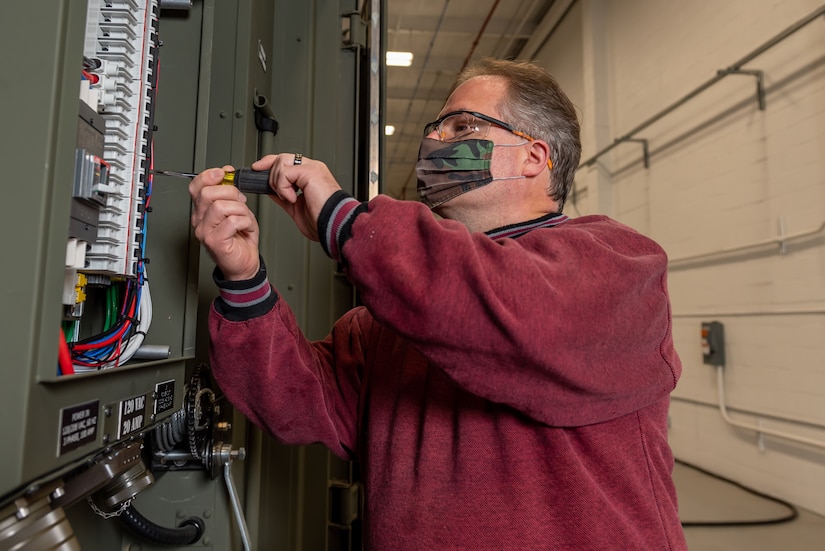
[715,366,825,451]
[493,0,545,59]
[672,309,825,318]
[459,0,501,73]
[672,395,825,432]
[518,0,577,60]
[668,220,825,268]
[577,3,825,171]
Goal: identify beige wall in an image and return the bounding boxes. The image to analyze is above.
[535,0,825,515]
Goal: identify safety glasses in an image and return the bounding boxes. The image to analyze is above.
[422,110,538,143]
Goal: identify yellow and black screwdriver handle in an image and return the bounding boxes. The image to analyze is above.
[154,168,273,194]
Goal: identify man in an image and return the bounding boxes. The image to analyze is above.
[190,58,687,550]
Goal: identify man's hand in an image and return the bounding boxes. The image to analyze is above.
[189,166,261,281]
[252,153,343,242]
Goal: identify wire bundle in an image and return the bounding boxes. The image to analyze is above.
[61,172,155,374]
[68,275,153,372]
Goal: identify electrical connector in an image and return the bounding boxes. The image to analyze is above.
[63,270,88,318]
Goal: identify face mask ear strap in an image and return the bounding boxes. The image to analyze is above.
[511,130,553,170]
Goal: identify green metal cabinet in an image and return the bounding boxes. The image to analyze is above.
[0,0,380,549]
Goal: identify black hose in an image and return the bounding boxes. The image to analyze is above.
[120,504,205,546]
[676,459,799,527]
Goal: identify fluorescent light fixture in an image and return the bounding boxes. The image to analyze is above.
[386,51,413,67]
[385,125,396,136]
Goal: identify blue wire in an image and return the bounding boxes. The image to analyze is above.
[72,166,153,365]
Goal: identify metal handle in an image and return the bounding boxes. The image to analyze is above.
[218,444,252,551]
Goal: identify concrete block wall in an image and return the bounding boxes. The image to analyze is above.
[535,0,825,515]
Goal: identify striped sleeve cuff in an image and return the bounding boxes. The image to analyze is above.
[212,256,278,321]
[318,190,368,263]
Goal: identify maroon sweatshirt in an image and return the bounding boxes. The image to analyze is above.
[209,192,687,550]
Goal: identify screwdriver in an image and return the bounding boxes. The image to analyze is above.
[153,168,273,194]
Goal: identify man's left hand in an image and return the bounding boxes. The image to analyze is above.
[253,153,343,242]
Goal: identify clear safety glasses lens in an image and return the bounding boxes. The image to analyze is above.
[423,113,491,142]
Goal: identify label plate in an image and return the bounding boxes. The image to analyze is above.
[154,379,175,415]
[118,394,147,439]
[58,400,100,456]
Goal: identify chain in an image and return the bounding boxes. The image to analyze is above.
[87,495,134,519]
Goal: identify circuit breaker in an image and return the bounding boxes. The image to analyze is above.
[701,321,726,367]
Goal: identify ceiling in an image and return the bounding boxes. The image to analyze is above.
[382,0,558,200]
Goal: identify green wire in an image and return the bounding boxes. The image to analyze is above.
[62,320,74,342]
[104,284,116,331]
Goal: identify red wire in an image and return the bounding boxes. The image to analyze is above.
[81,69,99,84]
[58,328,75,375]
[114,340,123,367]
[71,291,137,352]
[71,316,131,351]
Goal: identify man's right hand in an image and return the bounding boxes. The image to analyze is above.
[189,166,261,281]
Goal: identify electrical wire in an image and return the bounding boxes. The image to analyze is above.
[58,328,75,376]
[81,69,99,84]
[676,459,799,527]
[67,174,153,370]
[104,284,117,331]
[65,39,158,373]
[70,272,153,371]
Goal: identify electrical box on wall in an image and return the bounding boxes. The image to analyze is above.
[701,321,726,367]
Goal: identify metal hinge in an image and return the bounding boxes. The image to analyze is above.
[329,481,361,526]
[342,12,368,50]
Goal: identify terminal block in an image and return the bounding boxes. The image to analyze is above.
[82,0,159,277]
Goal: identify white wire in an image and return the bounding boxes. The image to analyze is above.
[108,273,152,367]
[72,269,153,372]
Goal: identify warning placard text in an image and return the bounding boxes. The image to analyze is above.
[58,400,100,456]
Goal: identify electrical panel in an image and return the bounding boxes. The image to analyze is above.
[701,321,726,367]
[0,0,378,549]
[0,0,202,548]
[65,0,159,374]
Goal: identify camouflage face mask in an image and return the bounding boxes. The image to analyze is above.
[415,138,525,209]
